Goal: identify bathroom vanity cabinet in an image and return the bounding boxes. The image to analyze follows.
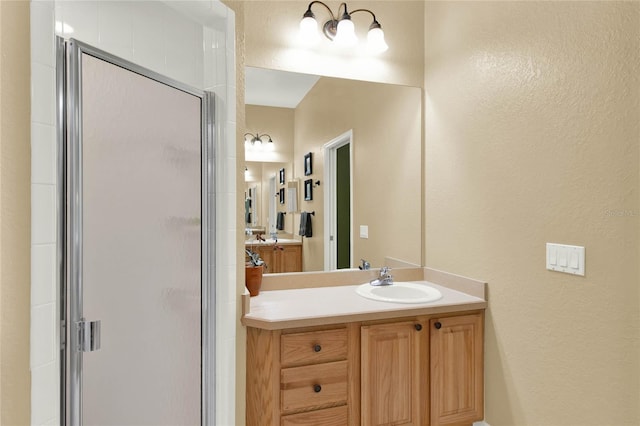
[254,243,302,273]
[361,320,424,425]
[362,313,484,426]
[246,311,484,426]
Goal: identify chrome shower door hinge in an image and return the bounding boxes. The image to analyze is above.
[60,320,67,350]
[77,319,101,352]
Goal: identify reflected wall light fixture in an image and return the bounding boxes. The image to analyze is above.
[244,132,273,149]
[299,1,388,53]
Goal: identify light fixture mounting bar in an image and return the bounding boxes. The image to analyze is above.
[300,1,388,52]
[349,8,381,29]
[244,132,273,145]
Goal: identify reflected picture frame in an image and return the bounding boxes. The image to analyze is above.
[279,168,285,185]
[279,187,285,204]
[304,152,312,176]
[304,179,313,201]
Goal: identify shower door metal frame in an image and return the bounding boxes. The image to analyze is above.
[57,37,216,426]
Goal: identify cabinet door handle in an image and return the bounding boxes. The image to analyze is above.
[313,384,322,393]
[313,344,322,353]
[434,321,442,329]
[414,324,422,331]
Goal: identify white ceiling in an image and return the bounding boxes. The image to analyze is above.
[245,66,320,108]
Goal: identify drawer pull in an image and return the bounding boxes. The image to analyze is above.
[434,321,442,329]
[313,344,322,352]
[414,324,422,331]
[313,384,322,393]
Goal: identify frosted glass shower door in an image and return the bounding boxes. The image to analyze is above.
[64,40,209,426]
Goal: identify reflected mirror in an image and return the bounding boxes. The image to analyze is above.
[245,66,422,274]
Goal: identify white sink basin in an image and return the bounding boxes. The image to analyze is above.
[355,281,443,304]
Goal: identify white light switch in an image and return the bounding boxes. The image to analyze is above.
[360,225,368,239]
[570,252,579,269]
[549,246,558,265]
[558,250,568,267]
[546,243,585,276]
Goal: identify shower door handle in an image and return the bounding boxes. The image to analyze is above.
[78,319,101,352]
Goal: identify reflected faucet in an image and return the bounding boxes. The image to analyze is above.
[359,259,371,270]
[370,267,393,286]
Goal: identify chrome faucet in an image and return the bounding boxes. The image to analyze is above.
[370,267,393,286]
[359,259,371,270]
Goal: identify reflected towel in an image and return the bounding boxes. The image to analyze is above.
[298,212,312,238]
[245,198,251,224]
[298,212,306,236]
[276,212,285,230]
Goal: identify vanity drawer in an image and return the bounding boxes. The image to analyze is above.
[280,361,348,414]
[281,328,348,367]
[281,405,348,426]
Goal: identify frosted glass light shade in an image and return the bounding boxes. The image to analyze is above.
[367,27,388,53]
[299,16,320,44]
[334,18,357,47]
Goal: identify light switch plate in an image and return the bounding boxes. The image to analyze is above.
[360,225,368,239]
[546,243,585,276]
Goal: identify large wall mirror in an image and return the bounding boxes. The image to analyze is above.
[245,66,422,274]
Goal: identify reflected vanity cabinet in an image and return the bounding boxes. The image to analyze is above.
[254,244,302,273]
[246,311,484,426]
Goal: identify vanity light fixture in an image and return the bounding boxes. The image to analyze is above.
[244,132,273,149]
[299,1,388,53]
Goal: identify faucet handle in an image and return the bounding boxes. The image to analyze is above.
[359,259,371,270]
[370,266,393,286]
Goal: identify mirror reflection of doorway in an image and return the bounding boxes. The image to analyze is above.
[269,175,277,235]
[324,131,353,270]
[336,143,351,269]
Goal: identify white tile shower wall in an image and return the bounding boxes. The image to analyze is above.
[211,10,237,424]
[30,2,60,426]
[30,1,237,424]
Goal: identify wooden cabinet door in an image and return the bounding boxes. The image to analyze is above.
[361,321,423,426]
[256,246,277,273]
[280,245,302,273]
[255,245,302,273]
[430,313,484,426]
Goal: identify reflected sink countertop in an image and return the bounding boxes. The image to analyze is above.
[242,268,487,330]
[244,238,301,246]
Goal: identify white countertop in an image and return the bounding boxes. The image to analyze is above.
[244,238,301,246]
[242,280,487,330]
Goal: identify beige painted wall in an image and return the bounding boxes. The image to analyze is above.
[245,105,295,234]
[294,77,422,271]
[245,104,294,164]
[245,105,294,161]
[0,0,31,424]
[244,0,424,87]
[424,2,639,425]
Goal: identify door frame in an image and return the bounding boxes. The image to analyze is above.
[268,175,277,235]
[57,37,216,426]
[322,130,353,271]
